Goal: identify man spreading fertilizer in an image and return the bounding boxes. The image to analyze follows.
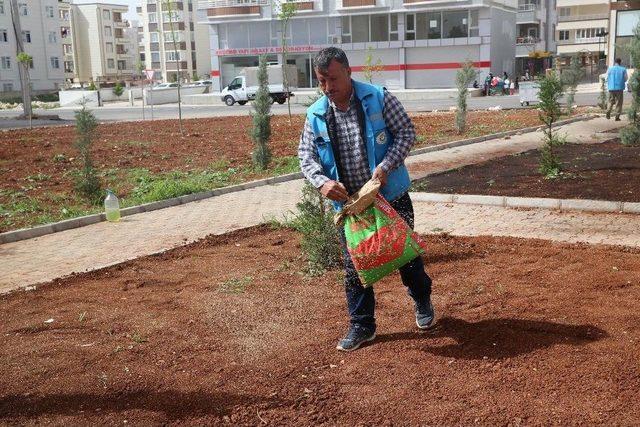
[298,47,435,352]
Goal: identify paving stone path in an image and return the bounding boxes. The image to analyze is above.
[1,116,635,294]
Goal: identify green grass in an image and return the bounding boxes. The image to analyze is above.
[218,276,253,294]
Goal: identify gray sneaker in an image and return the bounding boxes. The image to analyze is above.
[415,300,436,330]
[336,325,376,352]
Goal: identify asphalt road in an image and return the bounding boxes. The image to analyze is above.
[0,91,602,129]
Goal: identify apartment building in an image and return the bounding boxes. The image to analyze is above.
[0,0,64,94]
[515,0,555,75]
[555,0,609,77]
[607,0,640,66]
[197,0,517,91]
[137,0,211,82]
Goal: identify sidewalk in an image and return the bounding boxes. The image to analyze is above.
[1,116,636,294]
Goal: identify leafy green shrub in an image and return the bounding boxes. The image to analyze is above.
[620,125,640,146]
[112,82,124,97]
[87,81,97,91]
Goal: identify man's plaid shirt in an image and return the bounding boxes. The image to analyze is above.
[298,88,416,195]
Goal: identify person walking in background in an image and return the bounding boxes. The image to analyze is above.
[298,47,435,352]
[509,78,516,95]
[606,58,628,121]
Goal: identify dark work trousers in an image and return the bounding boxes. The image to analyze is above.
[608,90,624,119]
[338,192,432,332]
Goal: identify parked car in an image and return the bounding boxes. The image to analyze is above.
[152,82,179,90]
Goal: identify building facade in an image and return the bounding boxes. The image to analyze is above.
[0,0,64,94]
[137,0,211,82]
[197,0,517,91]
[64,2,137,84]
[515,0,555,75]
[607,0,640,67]
[555,0,609,78]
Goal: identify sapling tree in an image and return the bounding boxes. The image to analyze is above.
[598,76,608,111]
[278,1,296,121]
[362,47,384,83]
[74,102,102,202]
[560,54,584,113]
[291,182,342,276]
[455,61,478,134]
[537,70,565,178]
[162,0,184,135]
[9,0,32,124]
[251,55,272,170]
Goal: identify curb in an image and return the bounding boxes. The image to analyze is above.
[409,192,640,215]
[0,113,597,245]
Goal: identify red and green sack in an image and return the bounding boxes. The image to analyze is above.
[343,193,428,287]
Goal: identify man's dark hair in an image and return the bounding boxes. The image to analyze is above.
[313,47,349,72]
[616,57,622,65]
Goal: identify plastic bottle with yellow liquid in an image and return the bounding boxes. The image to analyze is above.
[104,190,121,222]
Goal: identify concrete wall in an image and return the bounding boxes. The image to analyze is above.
[405,45,483,88]
[59,89,99,107]
[490,7,516,77]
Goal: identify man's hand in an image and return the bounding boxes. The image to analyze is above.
[372,166,388,186]
[320,180,349,202]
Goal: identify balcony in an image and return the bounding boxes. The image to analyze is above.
[277,0,315,12]
[517,6,544,23]
[516,35,541,45]
[340,0,376,6]
[557,13,608,22]
[199,0,267,17]
[556,37,603,45]
[516,41,545,56]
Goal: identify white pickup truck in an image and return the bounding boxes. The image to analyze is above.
[221,64,298,106]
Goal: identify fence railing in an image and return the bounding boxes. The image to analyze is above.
[557,13,608,22]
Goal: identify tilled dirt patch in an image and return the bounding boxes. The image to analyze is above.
[1,226,639,425]
[413,139,640,202]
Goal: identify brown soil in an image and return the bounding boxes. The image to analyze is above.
[413,139,640,202]
[1,226,639,425]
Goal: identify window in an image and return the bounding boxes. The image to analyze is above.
[107,58,115,68]
[50,57,60,69]
[106,42,113,53]
[61,27,70,38]
[117,60,126,70]
[48,31,57,43]
[164,31,184,42]
[163,11,182,22]
[22,30,31,43]
[341,16,351,43]
[558,30,569,41]
[422,12,441,39]
[576,27,604,40]
[64,61,73,73]
[148,12,157,23]
[617,10,640,36]
[370,15,388,42]
[60,9,69,20]
[469,10,479,37]
[405,13,415,40]
[1,56,11,69]
[443,11,468,38]
[3,83,14,92]
[150,32,159,42]
[105,26,112,37]
[63,44,72,54]
[0,29,7,42]
[103,10,111,20]
[18,3,27,16]
[45,5,54,18]
[327,18,338,44]
[166,51,183,61]
[0,1,4,15]
[151,52,160,62]
[28,58,33,69]
[558,7,570,17]
[352,15,369,43]
[389,14,398,41]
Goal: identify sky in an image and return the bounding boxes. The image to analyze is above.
[72,0,140,21]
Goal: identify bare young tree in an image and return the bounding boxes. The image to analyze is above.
[277,0,296,121]
[162,0,184,135]
[9,0,33,123]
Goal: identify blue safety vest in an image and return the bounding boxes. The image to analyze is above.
[306,80,411,211]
